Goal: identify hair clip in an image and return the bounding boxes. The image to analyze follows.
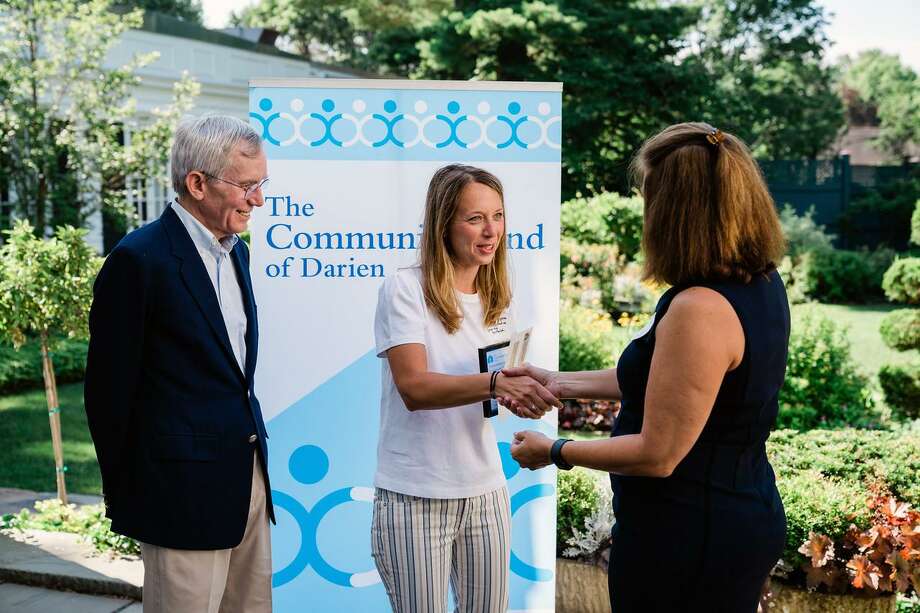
[705,128,725,146]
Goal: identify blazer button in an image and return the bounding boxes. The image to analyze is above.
[248,434,258,443]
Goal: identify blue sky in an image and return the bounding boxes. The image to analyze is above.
[202,0,919,71]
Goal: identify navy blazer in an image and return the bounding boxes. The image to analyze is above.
[84,204,274,550]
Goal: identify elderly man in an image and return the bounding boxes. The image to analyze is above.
[84,115,272,612]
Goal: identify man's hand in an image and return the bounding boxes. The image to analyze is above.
[510,430,554,470]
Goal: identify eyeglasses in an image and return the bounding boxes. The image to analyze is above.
[201,172,269,199]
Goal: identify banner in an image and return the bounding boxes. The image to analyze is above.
[248,79,562,612]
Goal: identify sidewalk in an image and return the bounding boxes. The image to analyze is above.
[0,488,142,608]
[0,487,102,517]
[0,582,139,612]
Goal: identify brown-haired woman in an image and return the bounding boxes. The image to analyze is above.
[371,164,561,612]
[507,123,789,611]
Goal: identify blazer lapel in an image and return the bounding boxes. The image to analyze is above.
[161,206,245,383]
[231,244,258,383]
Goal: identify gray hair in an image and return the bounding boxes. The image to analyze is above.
[170,115,262,197]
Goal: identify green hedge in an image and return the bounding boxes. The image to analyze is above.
[880,308,920,351]
[883,257,920,305]
[0,337,87,394]
[799,247,894,303]
[778,307,876,430]
[561,192,644,260]
[768,428,920,566]
[559,302,616,372]
[878,362,920,420]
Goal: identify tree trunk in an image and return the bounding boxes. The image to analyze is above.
[39,330,67,504]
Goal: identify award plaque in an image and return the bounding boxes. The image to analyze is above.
[478,327,533,418]
[478,341,510,418]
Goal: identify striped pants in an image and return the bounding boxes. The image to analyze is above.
[371,487,511,613]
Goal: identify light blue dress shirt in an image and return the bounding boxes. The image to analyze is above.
[172,201,248,373]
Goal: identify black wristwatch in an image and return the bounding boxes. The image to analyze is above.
[550,438,573,471]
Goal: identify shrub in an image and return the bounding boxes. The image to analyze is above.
[778,306,876,430]
[912,199,920,246]
[561,192,644,260]
[777,255,810,304]
[559,302,616,372]
[794,493,920,595]
[880,309,920,351]
[560,237,621,288]
[799,247,894,303]
[883,257,920,305]
[839,176,920,250]
[777,206,838,303]
[556,469,601,556]
[0,498,139,556]
[561,474,614,571]
[768,428,920,578]
[776,470,870,564]
[609,264,657,317]
[560,240,657,319]
[878,363,920,420]
[779,204,835,258]
[0,337,87,394]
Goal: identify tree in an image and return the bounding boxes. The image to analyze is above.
[237,0,844,194]
[231,0,449,71]
[842,50,920,162]
[115,0,204,23]
[405,1,706,197]
[0,221,103,502]
[690,0,845,159]
[0,0,199,237]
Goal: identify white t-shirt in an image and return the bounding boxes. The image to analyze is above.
[373,266,512,499]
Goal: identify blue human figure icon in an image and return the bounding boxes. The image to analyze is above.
[497,101,529,149]
[271,444,379,588]
[310,99,344,147]
[435,100,469,149]
[371,99,405,148]
[249,97,282,146]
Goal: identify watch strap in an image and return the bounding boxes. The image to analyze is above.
[550,438,573,470]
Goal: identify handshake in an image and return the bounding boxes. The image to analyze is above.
[494,363,563,420]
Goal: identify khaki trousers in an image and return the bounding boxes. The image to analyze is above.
[141,452,272,613]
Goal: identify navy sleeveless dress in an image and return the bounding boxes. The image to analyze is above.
[608,270,790,611]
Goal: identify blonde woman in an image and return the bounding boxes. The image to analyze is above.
[371,164,560,612]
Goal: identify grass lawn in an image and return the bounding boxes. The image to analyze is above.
[808,303,916,379]
[560,429,608,441]
[0,382,101,495]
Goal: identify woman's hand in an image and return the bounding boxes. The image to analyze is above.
[494,373,561,419]
[511,431,554,469]
[497,363,563,416]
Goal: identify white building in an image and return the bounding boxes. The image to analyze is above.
[92,11,363,251]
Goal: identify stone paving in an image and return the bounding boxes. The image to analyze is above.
[0,489,142,611]
[0,582,139,612]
